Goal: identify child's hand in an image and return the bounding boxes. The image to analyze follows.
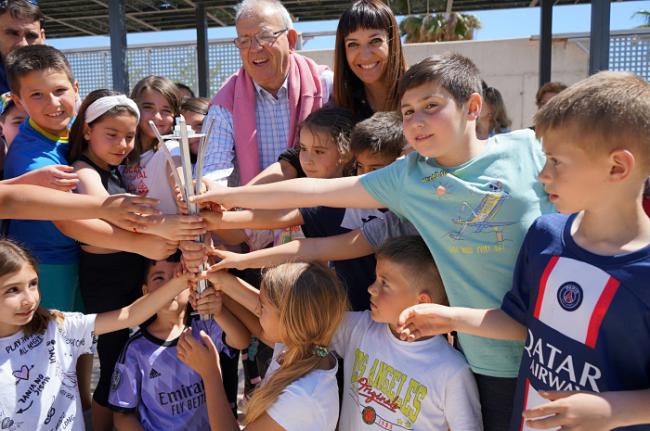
[524,391,616,430]
[209,247,247,271]
[176,180,213,213]
[174,185,188,214]
[201,209,225,230]
[190,287,223,316]
[180,240,207,272]
[200,266,233,290]
[177,328,221,377]
[101,194,162,231]
[396,303,456,341]
[190,180,233,209]
[22,165,80,191]
[148,214,207,241]
[135,234,178,260]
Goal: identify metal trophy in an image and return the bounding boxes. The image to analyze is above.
[150,115,215,320]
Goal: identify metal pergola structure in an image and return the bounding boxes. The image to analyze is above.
[38,0,622,96]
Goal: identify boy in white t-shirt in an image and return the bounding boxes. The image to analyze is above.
[331,235,482,430]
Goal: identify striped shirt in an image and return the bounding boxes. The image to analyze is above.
[202,68,332,185]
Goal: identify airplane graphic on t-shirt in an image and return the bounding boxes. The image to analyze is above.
[450,180,515,241]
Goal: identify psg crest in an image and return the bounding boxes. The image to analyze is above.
[557,281,583,311]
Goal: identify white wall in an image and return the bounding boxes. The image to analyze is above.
[299,37,588,129]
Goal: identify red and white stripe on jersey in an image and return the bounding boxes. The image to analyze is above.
[519,380,557,431]
[533,256,620,349]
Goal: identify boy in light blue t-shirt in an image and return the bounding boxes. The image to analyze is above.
[194,53,554,431]
[397,71,650,430]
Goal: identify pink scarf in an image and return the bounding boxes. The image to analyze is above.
[211,53,328,184]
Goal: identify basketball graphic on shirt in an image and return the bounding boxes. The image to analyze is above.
[362,406,376,424]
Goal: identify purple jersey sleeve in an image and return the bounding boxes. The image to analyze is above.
[190,316,236,359]
[108,348,141,413]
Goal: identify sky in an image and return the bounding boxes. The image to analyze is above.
[49,0,650,51]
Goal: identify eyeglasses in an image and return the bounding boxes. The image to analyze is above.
[233,28,288,50]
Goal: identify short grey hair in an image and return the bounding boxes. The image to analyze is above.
[234,0,293,29]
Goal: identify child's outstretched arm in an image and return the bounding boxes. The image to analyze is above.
[397,304,527,342]
[204,269,260,314]
[192,176,382,210]
[55,219,178,260]
[203,270,272,346]
[177,329,239,431]
[209,229,373,271]
[0,185,160,230]
[177,330,285,431]
[189,288,251,350]
[221,295,267,345]
[214,305,251,350]
[246,160,298,185]
[203,208,304,231]
[142,214,207,241]
[2,164,79,191]
[94,273,193,336]
[523,389,650,430]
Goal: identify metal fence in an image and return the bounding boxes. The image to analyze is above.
[608,29,650,80]
[64,38,244,98]
[63,28,649,99]
[563,28,650,81]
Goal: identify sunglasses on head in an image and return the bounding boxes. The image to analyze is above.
[0,92,15,117]
[0,0,39,9]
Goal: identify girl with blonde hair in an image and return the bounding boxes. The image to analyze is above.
[178,262,348,431]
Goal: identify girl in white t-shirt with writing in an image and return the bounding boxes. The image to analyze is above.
[0,239,195,431]
[177,262,348,431]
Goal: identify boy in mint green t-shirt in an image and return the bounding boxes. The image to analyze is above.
[193,53,553,430]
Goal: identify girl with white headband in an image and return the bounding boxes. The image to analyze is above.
[66,89,206,431]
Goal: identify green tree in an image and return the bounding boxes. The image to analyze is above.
[634,10,650,27]
[399,12,481,43]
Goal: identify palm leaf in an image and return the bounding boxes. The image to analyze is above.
[634,10,650,27]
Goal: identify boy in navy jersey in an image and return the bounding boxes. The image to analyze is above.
[397,71,650,430]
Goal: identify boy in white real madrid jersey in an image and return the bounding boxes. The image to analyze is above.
[331,236,482,431]
[397,72,650,430]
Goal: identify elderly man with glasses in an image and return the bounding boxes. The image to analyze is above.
[203,0,332,186]
[0,0,44,94]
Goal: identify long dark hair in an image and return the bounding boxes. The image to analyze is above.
[300,106,355,176]
[333,0,406,114]
[483,86,511,132]
[0,239,63,336]
[129,75,181,163]
[68,89,139,163]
